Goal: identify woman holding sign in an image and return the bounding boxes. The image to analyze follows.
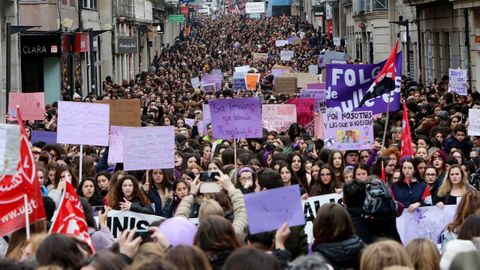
[110,175,154,214]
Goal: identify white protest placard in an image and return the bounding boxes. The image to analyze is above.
[323,111,374,150]
[468,109,480,136]
[280,50,294,61]
[98,210,164,238]
[262,104,297,132]
[108,126,129,164]
[0,124,21,175]
[191,77,200,89]
[303,193,343,243]
[202,104,212,132]
[57,102,110,146]
[275,40,287,47]
[308,64,319,75]
[235,65,251,73]
[245,2,265,13]
[448,69,468,95]
[333,37,341,46]
[123,126,175,171]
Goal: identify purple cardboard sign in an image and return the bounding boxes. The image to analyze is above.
[326,52,402,114]
[322,111,374,151]
[209,97,262,139]
[201,74,223,90]
[299,89,326,112]
[244,185,305,234]
[31,130,57,145]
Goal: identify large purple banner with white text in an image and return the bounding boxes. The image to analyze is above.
[325,52,402,114]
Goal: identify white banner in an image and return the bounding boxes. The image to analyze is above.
[245,2,265,13]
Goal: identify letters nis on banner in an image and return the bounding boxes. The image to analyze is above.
[326,52,403,114]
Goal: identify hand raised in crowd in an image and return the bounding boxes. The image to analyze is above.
[148,226,171,251]
[118,229,142,259]
[119,197,132,211]
[189,175,201,196]
[275,223,291,250]
[214,170,235,192]
[98,206,112,228]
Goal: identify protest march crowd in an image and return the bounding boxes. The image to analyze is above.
[2,13,480,270]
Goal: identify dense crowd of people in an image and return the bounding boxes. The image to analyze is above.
[2,14,480,270]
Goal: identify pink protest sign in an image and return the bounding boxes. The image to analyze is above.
[209,97,262,139]
[8,92,45,120]
[286,98,315,127]
[262,104,297,132]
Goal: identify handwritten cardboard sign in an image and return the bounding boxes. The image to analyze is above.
[123,126,175,171]
[275,77,297,95]
[57,102,110,146]
[209,97,262,139]
[8,92,45,120]
[323,110,374,150]
[262,104,297,132]
[97,99,141,127]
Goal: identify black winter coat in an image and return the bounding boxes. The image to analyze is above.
[347,207,402,245]
[314,235,365,270]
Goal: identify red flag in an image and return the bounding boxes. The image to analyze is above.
[401,102,414,158]
[381,161,386,183]
[49,181,95,253]
[0,108,46,237]
[327,20,333,40]
[359,41,399,107]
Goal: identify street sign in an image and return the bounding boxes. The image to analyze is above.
[168,15,185,23]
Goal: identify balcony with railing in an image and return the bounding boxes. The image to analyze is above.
[116,0,154,22]
[353,0,387,14]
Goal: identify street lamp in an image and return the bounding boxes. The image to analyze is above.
[390,16,410,79]
[5,23,39,113]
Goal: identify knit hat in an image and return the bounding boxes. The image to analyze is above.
[73,93,81,100]
[91,227,115,251]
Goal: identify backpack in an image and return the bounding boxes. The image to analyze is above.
[362,178,398,220]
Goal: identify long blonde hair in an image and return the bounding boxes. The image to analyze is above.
[360,240,413,270]
[437,165,468,198]
[406,238,440,270]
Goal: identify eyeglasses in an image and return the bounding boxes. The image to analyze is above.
[425,173,437,177]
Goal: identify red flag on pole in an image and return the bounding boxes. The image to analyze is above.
[381,161,387,183]
[359,41,399,107]
[401,102,414,158]
[49,181,95,253]
[0,108,46,237]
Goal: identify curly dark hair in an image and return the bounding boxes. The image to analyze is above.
[109,175,151,210]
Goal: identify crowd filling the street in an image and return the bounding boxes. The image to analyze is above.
[2,13,480,270]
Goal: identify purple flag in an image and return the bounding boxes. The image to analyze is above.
[326,52,402,114]
[31,130,57,145]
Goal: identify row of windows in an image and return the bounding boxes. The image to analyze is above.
[353,0,388,14]
[20,0,97,10]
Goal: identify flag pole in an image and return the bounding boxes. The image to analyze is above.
[23,194,30,240]
[381,91,392,149]
[79,145,83,185]
[233,137,237,185]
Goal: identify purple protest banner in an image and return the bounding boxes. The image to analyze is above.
[299,89,326,112]
[326,52,402,114]
[209,97,262,139]
[31,130,57,145]
[244,185,305,234]
[322,111,374,151]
